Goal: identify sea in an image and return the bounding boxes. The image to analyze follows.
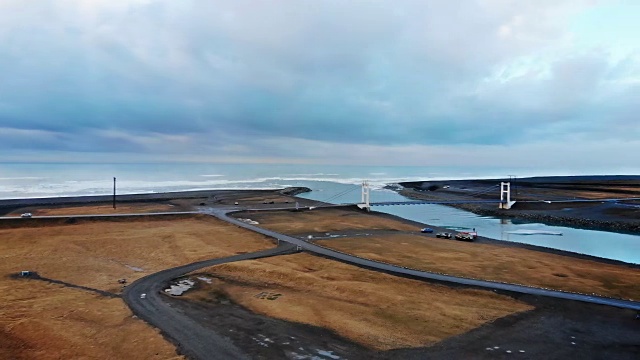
[1,162,638,264]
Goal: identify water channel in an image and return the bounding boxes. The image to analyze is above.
[296,180,640,265]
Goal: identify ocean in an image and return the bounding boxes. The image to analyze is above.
[1,162,638,264]
[0,162,521,199]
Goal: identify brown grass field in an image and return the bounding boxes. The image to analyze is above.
[247,208,640,301]
[8,203,178,216]
[317,235,640,301]
[235,208,418,234]
[189,253,532,350]
[0,215,272,359]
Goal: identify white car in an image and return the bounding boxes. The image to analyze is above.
[140,293,146,299]
[21,213,32,218]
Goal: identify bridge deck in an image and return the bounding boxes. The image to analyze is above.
[370,200,503,206]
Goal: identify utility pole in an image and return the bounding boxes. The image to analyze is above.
[113,177,116,209]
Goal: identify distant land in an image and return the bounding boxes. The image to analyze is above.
[397,175,640,234]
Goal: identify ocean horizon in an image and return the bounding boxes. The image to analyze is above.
[1,162,639,264]
[1,162,636,200]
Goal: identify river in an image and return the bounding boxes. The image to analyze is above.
[295,181,640,265]
[0,162,638,264]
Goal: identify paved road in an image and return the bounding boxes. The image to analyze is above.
[122,243,298,360]
[208,208,640,311]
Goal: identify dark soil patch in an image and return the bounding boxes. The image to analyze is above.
[164,295,377,360]
[168,289,640,359]
[395,295,640,360]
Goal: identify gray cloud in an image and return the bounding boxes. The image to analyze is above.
[0,0,638,168]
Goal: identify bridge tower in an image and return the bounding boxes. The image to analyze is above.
[499,182,517,210]
[357,180,371,211]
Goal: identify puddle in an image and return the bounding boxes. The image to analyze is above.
[126,265,144,272]
[289,352,339,360]
[238,218,259,225]
[254,291,282,300]
[164,279,195,296]
[258,334,274,343]
[251,336,270,347]
[316,350,341,359]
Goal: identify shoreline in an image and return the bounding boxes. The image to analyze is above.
[0,187,312,216]
[396,176,640,235]
[1,187,637,267]
[366,207,640,269]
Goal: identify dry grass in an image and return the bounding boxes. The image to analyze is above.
[0,215,272,359]
[235,208,417,234]
[317,235,640,301]
[0,282,180,360]
[8,203,177,216]
[248,208,640,301]
[189,253,532,351]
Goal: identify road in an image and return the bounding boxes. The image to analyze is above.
[0,211,200,220]
[208,208,640,311]
[16,208,638,311]
[121,243,298,360]
[7,205,639,359]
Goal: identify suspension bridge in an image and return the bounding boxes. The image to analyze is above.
[313,180,640,212]
[356,181,516,211]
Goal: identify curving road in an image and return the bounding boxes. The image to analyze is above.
[208,208,640,311]
[122,243,297,360]
[7,205,639,359]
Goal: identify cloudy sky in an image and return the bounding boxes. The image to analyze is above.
[0,0,639,172]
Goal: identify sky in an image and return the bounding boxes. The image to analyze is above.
[0,0,639,173]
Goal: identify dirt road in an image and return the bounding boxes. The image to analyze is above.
[122,243,297,360]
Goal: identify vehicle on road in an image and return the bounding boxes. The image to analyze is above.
[140,293,146,299]
[455,233,474,242]
[436,232,452,239]
[20,213,32,218]
[420,227,434,233]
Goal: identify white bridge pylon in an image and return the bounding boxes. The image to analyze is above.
[357,180,371,211]
[358,180,516,210]
[499,182,516,209]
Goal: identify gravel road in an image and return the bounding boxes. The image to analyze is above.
[208,208,640,311]
[122,243,297,360]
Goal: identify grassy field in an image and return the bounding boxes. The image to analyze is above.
[0,215,272,359]
[317,235,640,300]
[235,208,418,234]
[188,253,532,351]
[7,203,178,216]
[246,208,640,301]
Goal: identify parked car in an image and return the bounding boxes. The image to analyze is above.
[420,227,434,233]
[455,233,475,242]
[436,232,452,239]
[20,212,32,218]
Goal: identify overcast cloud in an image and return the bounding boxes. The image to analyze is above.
[0,0,638,171]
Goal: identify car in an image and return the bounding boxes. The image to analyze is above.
[420,227,434,233]
[140,293,146,299]
[20,213,32,218]
[436,232,452,239]
[455,233,474,242]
